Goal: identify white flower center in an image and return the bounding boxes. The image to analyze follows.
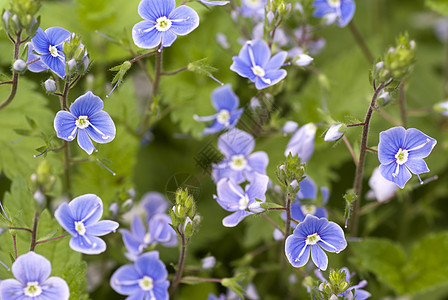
[216,109,230,125]
[155,16,172,32]
[24,281,42,297]
[327,0,341,8]
[301,205,317,216]
[75,221,86,235]
[138,276,154,291]
[251,65,266,77]
[305,232,321,245]
[49,45,59,57]
[76,115,90,129]
[395,148,409,165]
[239,194,250,210]
[144,232,151,244]
[230,155,248,171]
[245,0,262,8]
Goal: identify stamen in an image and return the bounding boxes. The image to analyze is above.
[407,138,431,152]
[80,203,102,223]
[106,81,119,98]
[33,148,48,158]
[97,159,116,176]
[246,42,257,68]
[294,244,308,262]
[67,126,78,140]
[392,164,400,178]
[89,123,110,139]
[193,114,217,122]
[0,201,10,221]
[0,259,10,271]
[208,74,224,86]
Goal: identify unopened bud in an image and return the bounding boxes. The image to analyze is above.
[44,79,56,92]
[324,124,345,142]
[13,59,26,72]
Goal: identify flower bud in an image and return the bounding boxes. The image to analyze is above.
[282,121,298,135]
[13,59,26,72]
[44,79,56,92]
[201,256,216,269]
[324,124,345,142]
[2,10,10,30]
[295,54,313,66]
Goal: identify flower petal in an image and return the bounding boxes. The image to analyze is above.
[40,54,66,78]
[218,128,255,157]
[110,264,141,295]
[285,123,316,162]
[264,51,287,71]
[54,111,77,141]
[54,202,77,236]
[141,192,169,221]
[41,276,70,300]
[26,43,49,73]
[132,21,162,49]
[70,91,104,118]
[86,111,116,143]
[149,214,175,244]
[310,244,329,270]
[68,194,103,226]
[69,235,106,254]
[138,0,176,21]
[45,27,71,46]
[250,40,271,67]
[297,177,317,200]
[318,221,347,253]
[152,280,170,300]
[0,279,26,299]
[216,178,245,211]
[131,216,147,241]
[379,162,411,189]
[169,5,199,36]
[313,0,334,18]
[404,128,437,159]
[202,120,226,135]
[212,163,246,184]
[255,69,286,89]
[229,108,244,127]
[247,151,269,175]
[135,252,168,281]
[211,84,239,112]
[31,28,50,55]
[285,235,310,268]
[121,229,145,255]
[222,210,252,227]
[161,30,178,48]
[230,56,256,81]
[378,126,406,164]
[405,158,429,175]
[337,0,355,27]
[245,173,269,201]
[77,129,96,155]
[199,0,229,6]
[11,252,51,284]
[86,220,119,236]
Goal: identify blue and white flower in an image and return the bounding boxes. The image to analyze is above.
[54,91,116,155]
[291,177,329,222]
[313,0,355,27]
[378,126,437,189]
[285,123,317,163]
[132,0,199,49]
[55,194,119,254]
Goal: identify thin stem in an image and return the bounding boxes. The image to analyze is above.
[35,234,68,246]
[0,81,13,86]
[8,227,33,233]
[348,21,374,64]
[366,147,378,153]
[153,51,162,96]
[69,75,81,89]
[130,48,153,82]
[161,66,188,76]
[0,30,22,111]
[129,49,158,64]
[26,57,40,65]
[262,214,284,235]
[284,191,292,247]
[169,233,187,295]
[399,79,407,127]
[349,81,389,234]
[61,78,71,110]
[342,135,358,167]
[29,212,40,251]
[13,235,18,259]
[267,207,287,211]
[180,278,222,283]
[347,122,365,127]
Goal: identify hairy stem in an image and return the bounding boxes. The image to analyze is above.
[169,233,187,295]
[35,234,68,246]
[29,212,40,251]
[0,30,22,111]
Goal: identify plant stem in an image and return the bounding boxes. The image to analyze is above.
[169,233,187,295]
[284,191,291,248]
[8,227,32,233]
[35,234,68,246]
[13,235,17,259]
[399,79,407,127]
[161,66,188,76]
[0,30,22,111]
[129,49,158,64]
[29,212,40,251]
[349,81,389,234]
[342,135,358,167]
[348,21,374,64]
[180,278,222,283]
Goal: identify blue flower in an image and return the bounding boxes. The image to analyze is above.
[30,27,71,78]
[214,173,269,227]
[199,0,229,6]
[378,126,437,189]
[0,252,69,300]
[284,123,317,163]
[239,0,267,19]
[55,194,119,254]
[54,91,116,155]
[212,128,269,184]
[285,215,347,270]
[141,192,170,222]
[194,84,244,135]
[313,0,355,27]
[315,267,371,300]
[110,251,169,300]
[132,0,199,49]
[230,39,287,90]
[291,177,329,222]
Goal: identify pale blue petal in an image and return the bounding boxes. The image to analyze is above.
[110,265,140,295]
[161,30,178,48]
[230,57,256,81]
[152,280,170,300]
[315,207,328,219]
[222,210,252,227]
[255,69,286,89]
[264,51,287,71]
[54,202,77,236]
[86,111,116,143]
[354,288,371,300]
[69,235,106,254]
[318,221,347,253]
[142,192,169,221]
[70,91,104,118]
[132,21,162,49]
[378,127,406,164]
[26,43,48,73]
[211,84,239,111]
[149,214,174,243]
[86,220,119,236]
[229,108,244,127]
[291,202,306,222]
[379,162,411,189]
[297,177,317,199]
[31,28,50,55]
[212,164,245,184]
[295,215,326,237]
[285,235,310,268]
[68,194,102,225]
[77,129,96,155]
[202,121,226,135]
[169,6,199,36]
[310,244,328,270]
[405,158,429,175]
[321,187,329,204]
[250,40,270,67]
[216,179,244,211]
[138,0,175,21]
[40,54,66,78]
[40,277,69,300]
[313,0,333,17]
[247,151,269,174]
[285,124,316,162]
[337,0,355,27]
[135,252,168,281]
[12,252,51,284]
[121,229,145,254]
[245,173,269,201]
[54,111,77,141]
[0,279,26,299]
[126,290,146,300]
[45,27,71,46]
[131,216,147,241]
[404,128,437,159]
[218,128,255,157]
[200,0,229,6]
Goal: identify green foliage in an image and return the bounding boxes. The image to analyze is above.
[426,0,448,15]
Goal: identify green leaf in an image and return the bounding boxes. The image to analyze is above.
[426,0,448,15]
[222,277,245,299]
[260,202,284,209]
